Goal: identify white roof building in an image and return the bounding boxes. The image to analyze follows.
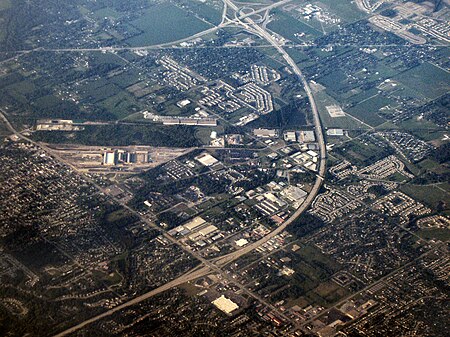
[184,217,206,230]
[196,153,219,166]
[253,128,277,138]
[327,128,344,136]
[284,131,297,142]
[198,225,218,236]
[177,99,191,107]
[235,238,249,247]
[212,295,239,314]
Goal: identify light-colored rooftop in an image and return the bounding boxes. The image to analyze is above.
[235,238,249,247]
[212,295,239,314]
[195,153,219,166]
[184,217,206,230]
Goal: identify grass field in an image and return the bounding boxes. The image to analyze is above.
[286,47,310,63]
[268,10,322,42]
[195,126,224,145]
[400,183,450,210]
[188,1,222,25]
[334,138,393,165]
[317,69,349,93]
[5,79,36,95]
[311,281,349,305]
[393,62,450,100]
[316,0,367,23]
[344,85,376,100]
[92,7,120,20]
[347,94,390,127]
[314,90,370,130]
[398,117,445,141]
[418,159,450,175]
[99,91,141,119]
[416,228,450,242]
[109,69,143,89]
[292,245,348,306]
[126,3,212,47]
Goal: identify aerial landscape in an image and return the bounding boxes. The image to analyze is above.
[0,0,449,336]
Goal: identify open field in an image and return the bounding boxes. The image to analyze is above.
[400,183,450,210]
[347,94,391,127]
[0,0,11,11]
[316,0,367,22]
[398,118,447,142]
[125,3,213,47]
[416,228,450,242]
[268,9,323,42]
[393,62,450,101]
[187,1,223,25]
[313,90,370,130]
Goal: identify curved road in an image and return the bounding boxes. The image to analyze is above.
[213,0,326,267]
[2,1,327,335]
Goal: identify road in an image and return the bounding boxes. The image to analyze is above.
[8,0,290,55]
[211,0,327,268]
[2,0,328,335]
[1,107,291,335]
[52,265,212,337]
[299,247,440,327]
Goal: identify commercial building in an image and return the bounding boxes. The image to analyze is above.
[195,153,219,167]
[297,130,316,143]
[284,131,297,142]
[212,295,239,314]
[254,128,277,138]
[184,217,206,231]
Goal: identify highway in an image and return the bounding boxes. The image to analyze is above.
[11,0,291,55]
[1,108,290,336]
[211,0,327,267]
[2,0,328,335]
[52,265,212,337]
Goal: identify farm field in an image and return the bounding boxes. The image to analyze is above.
[125,3,213,47]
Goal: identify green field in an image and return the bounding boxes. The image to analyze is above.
[268,10,322,42]
[398,117,445,141]
[313,90,369,130]
[347,94,390,127]
[126,3,212,47]
[334,138,394,165]
[295,245,349,306]
[316,0,367,22]
[400,183,450,210]
[317,69,349,93]
[393,62,450,100]
[109,69,143,89]
[416,228,450,242]
[187,1,222,25]
[99,91,142,119]
[418,159,450,175]
[92,7,120,20]
[287,47,310,63]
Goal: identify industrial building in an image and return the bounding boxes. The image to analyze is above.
[103,150,151,165]
[253,128,277,138]
[103,151,117,165]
